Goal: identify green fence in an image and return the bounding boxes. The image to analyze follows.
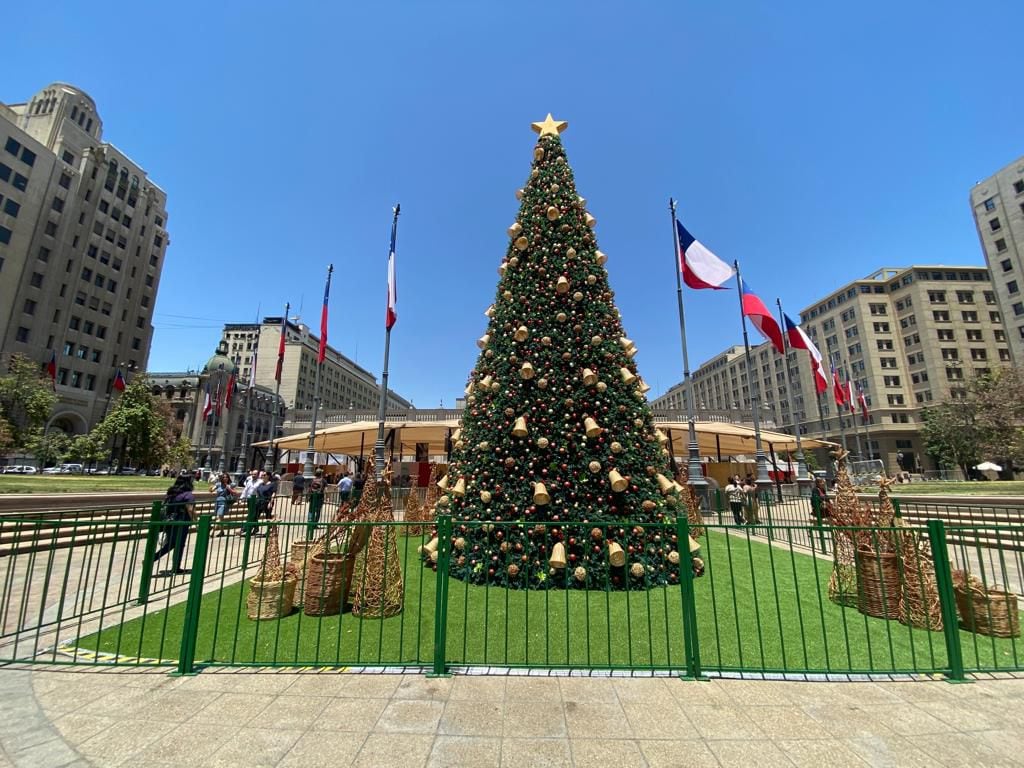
[0,500,1020,678]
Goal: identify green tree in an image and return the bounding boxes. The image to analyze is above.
[969,368,1024,469]
[25,429,71,468]
[166,436,195,472]
[437,117,684,591]
[67,432,105,467]
[921,400,980,477]
[0,416,14,458]
[0,354,57,450]
[93,375,175,469]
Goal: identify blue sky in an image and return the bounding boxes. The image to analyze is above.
[6,2,1022,405]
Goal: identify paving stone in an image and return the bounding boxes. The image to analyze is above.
[709,738,796,767]
[500,737,572,767]
[278,731,367,768]
[376,699,445,734]
[310,696,389,732]
[394,675,454,701]
[570,738,645,767]
[558,677,620,705]
[504,676,562,702]
[775,738,871,767]
[684,704,766,741]
[121,723,239,765]
[611,677,672,703]
[49,713,118,745]
[501,701,567,739]
[861,703,952,737]
[334,673,403,699]
[207,726,304,767]
[438,700,503,736]
[844,735,935,767]
[563,701,631,740]
[740,705,833,740]
[75,718,177,764]
[183,691,277,725]
[622,701,699,740]
[907,731,1013,767]
[640,738,720,768]
[449,675,507,701]
[250,693,332,730]
[428,736,501,767]
[354,732,434,768]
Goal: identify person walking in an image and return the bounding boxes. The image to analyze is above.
[725,475,748,526]
[153,474,196,576]
[212,472,238,537]
[291,471,306,504]
[306,469,326,540]
[810,477,830,524]
[338,471,353,502]
[241,470,265,537]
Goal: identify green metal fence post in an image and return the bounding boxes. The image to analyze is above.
[763,492,774,541]
[892,498,902,519]
[675,516,705,681]
[175,514,213,676]
[427,514,453,678]
[136,501,163,605]
[926,519,968,683]
[241,496,257,567]
[714,489,724,525]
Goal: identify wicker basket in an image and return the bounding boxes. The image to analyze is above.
[855,548,902,620]
[247,575,297,620]
[304,552,351,616]
[953,574,1021,638]
[290,541,316,608]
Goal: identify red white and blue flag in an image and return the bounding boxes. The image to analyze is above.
[202,383,213,419]
[318,268,332,364]
[676,220,734,290]
[783,314,828,394]
[740,278,784,353]
[112,368,126,392]
[225,372,236,409]
[386,218,398,330]
[832,364,847,407]
[857,385,869,421]
[846,379,856,412]
[274,314,287,383]
[213,380,223,417]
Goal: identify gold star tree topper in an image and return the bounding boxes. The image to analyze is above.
[531,113,568,137]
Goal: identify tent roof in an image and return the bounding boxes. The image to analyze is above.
[255,418,833,458]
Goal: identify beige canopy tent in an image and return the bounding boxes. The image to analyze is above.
[255,418,833,461]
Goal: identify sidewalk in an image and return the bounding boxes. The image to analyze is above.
[1,668,1022,767]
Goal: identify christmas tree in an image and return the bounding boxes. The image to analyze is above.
[433,115,686,591]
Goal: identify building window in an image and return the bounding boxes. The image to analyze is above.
[62,150,74,164]
[81,267,92,281]
[3,137,20,157]
[983,197,996,211]
[58,173,71,190]
[12,172,27,192]
[15,326,30,343]
[1009,281,1020,295]
[884,375,901,387]
[990,218,1002,232]
[990,311,1001,323]
[933,310,950,322]
[1013,302,1024,317]
[96,326,107,339]
[1002,258,1013,272]
[971,349,987,361]
[107,278,117,292]
[941,348,959,361]
[75,346,88,359]
[29,271,43,288]
[37,246,50,262]
[872,322,890,333]
[886,394,905,406]
[984,291,997,305]
[928,291,946,303]
[1000,348,1011,361]
[69,316,81,330]
[0,225,11,244]
[956,291,974,304]
[71,371,82,388]
[51,196,64,213]
[23,299,36,315]
[966,329,983,341]
[2,198,20,217]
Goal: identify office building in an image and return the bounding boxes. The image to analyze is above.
[654,266,1010,474]
[0,83,169,434]
[970,157,1024,362]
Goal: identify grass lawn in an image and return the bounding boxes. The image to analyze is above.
[884,481,1024,497]
[77,530,1022,675]
[0,475,173,494]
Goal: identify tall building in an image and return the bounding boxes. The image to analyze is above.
[970,157,1024,362]
[654,266,1010,474]
[0,83,169,434]
[219,318,412,413]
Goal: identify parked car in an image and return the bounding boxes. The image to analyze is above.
[59,463,84,474]
[115,467,137,475]
[4,465,37,474]
[41,466,63,474]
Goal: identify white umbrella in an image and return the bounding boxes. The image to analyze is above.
[974,461,1003,472]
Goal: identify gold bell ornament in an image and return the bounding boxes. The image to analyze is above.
[582,368,597,386]
[578,195,586,206]
[419,537,439,556]
[452,428,462,441]
[533,482,551,505]
[515,188,524,200]
[585,212,596,228]
[608,469,628,492]
[477,374,493,391]
[452,477,466,497]
[514,236,529,251]
[550,542,567,569]
[436,474,449,490]
[477,334,490,349]
[514,325,529,342]
[507,222,522,237]
[656,429,668,445]
[620,367,637,385]
[689,536,701,553]
[672,481,686,495]
[656,474,674,495]
[608,542,626,567]
[520,362,535,379]
[556,276,570,294]
[619,337,635,352]
[638,378,651,394]
[595,250,607,265]
[584,417,602,438]
[512,416,528,437]
[484,305,495,318]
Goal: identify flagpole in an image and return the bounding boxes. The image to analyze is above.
[265,302,289,474]
[860,387,873,461]
[669,199,707,502]
[776,299,811,495]
[304,264,334,480]
[733,261,772,495]
[238,312,261,476]
[829,351,849,455]
[374,204,400,483]
[841,356,864,459]
[203,379,219,478]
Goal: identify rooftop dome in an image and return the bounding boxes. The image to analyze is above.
[203,341,237,375]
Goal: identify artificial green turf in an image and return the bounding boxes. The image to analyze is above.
[77,529,1022,674]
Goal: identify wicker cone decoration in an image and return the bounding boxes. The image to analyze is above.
[679,479,705,539]
[401,487,424,536]
[420,463,444,529]
[827,449,859,608]
[247,525,296,620]
[351,473,404,619]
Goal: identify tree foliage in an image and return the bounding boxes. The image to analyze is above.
[166,436,195,471]
[0,354,57,450]
[0,416,13,458]
[67,432,105,466]
[921,401,980,477]
[92,375,176,469]
[25,429,71,468]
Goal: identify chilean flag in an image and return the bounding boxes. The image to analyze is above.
[832,365,847,407]
[274,314,287,383]
[225,372,236,409]
[783,314,828,394]
[318,268,332,364]
[857,385,869,421]
[676,220,734,290]
[112,368,126,392]
[46,350,57,387]
[386,218,398,330]
[740,278,784,353]
[202,383,213,419]
[846,379,856,411]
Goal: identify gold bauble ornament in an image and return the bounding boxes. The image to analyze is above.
[515,188,524,200]
[533,482,551,505]
[556,276,570,294]
[437,495,449,506]
[546,206,560,221]
[630,563,645,579]
[634,418,644,427]
[498,263,507,277]
[520,362,535,380]
[586,274,597,285]
[668,551,681,565]
[550,183,560,192]
[484,349,494,358]
[557,312,567,323]
[503,290,513,300]
[574,566,587,582]
[596,381,607,393]
[480,490,492,503]
[514,325,529,341]
[566,247,577,258]
[512,416,528,437]
[541,336,552,345]
[507,563,520,577]
[509,256,519,267]
[537,378,548,389]
[507,222,522,237]
[642,499,656,511]
[595,250,607,265]
[591,335,603,346]
[478,441,490,450]
[582,368,597,386]
[534,147,545,161]
[588,460,601,473]
[491,381,500,392]
[611,441,623,453]
[454,440,464,450]
[536,437,550,449]
[514,236,529,251]
[455,537,466,550]
[572,291,584,302]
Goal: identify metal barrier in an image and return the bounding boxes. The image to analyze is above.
[1,504,1020,678]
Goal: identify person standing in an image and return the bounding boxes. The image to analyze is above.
[153,475,196,576]
[810,477,830,524]
[291,471,306,505]
[306,469,326,540]
[241,470,266,537]
[339,471,353,502]
[725,475,748,526]
[212,472,238,537]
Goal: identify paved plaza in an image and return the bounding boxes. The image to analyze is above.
[0,667,1021,767]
